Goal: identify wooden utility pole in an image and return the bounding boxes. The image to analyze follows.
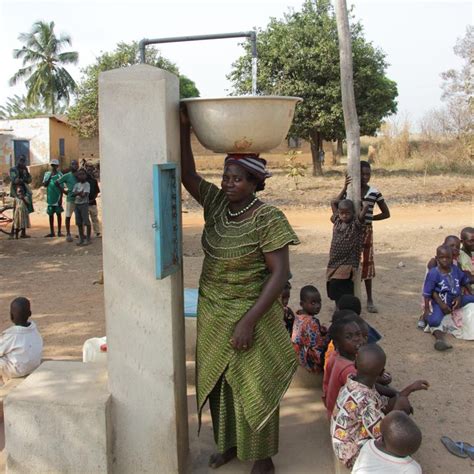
[335,0,362,296]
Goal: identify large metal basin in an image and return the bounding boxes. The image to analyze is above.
[181,96,302,153]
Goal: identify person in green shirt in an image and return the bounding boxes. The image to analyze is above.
[42,159,64,237]
[56,160,79,242]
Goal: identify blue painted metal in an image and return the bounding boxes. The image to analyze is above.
[153,163,181,279]
[184,288,198,317]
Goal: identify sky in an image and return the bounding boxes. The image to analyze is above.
[0,0,471,126]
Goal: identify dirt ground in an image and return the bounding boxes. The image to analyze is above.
[0,174,473,472]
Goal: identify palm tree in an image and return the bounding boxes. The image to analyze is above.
[9,21,79,114]
[0,94,67,119]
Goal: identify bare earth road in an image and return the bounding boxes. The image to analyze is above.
[1,201,473,473]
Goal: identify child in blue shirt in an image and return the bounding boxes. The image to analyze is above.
[422,244,474,351]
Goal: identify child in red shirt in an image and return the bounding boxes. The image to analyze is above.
[323,315,363,416]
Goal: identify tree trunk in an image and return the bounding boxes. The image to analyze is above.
[309,129,323,176]
[337,138,344,158]
[331,138,344,165]
[335,0,361,203]
[336,0,361,296]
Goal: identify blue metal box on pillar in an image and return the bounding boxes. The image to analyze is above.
[153,163,181,279]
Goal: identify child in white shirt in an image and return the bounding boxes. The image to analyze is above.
[352,411,422,473]
[0,297,43,382]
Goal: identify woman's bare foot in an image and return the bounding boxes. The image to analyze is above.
[209,447,237,469]
[251,458,275,474]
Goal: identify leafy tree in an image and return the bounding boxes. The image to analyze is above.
[0,94,67,119]
[228,0,397,175]
[9,21,78,114]
[68,41,200,137]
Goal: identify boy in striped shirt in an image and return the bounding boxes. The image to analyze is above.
[360,161,391,313]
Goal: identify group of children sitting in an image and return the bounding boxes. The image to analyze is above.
[419,227,474,350]
[282,286,428,472]
[278,172,436,472]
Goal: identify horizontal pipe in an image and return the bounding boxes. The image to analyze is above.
[139,31,257,64]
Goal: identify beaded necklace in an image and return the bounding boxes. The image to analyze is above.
[227,196,258,218]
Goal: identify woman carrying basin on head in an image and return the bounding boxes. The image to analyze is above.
[180,105,299,474]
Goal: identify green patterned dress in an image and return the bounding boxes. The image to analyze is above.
[196,180,300,461]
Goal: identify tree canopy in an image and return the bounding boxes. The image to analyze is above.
[228,0,397,174]
[10,21,78,114]
[68,41,200,137]
[0,94,67,120]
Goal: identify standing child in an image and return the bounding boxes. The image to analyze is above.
[422,245,474,351]
[12,185,31,239]
[72,169,91,246]
[360,161,391,313]
[281,281,295,335]
[352,411,423,474]
[42,159,63,237]
[291,285,328,373]
[327,175,369,304]
[85,162,102,237]
[56,160,79,242]
[0,297,43,382]
[459,227,474,291]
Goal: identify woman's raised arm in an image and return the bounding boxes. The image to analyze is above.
[180,105,202,202]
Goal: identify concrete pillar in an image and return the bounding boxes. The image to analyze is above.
[99,64,188,473]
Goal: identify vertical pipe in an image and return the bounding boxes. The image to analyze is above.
[250,31,258,95]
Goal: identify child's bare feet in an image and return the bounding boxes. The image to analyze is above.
[251,458,275,474]
[208,447,237,469]
[367,301,378,313]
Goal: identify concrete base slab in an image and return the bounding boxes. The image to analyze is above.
[187,386,334,474]
[4,361,110,474]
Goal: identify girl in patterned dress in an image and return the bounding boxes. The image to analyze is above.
[12,186,31,239]
[291,285,328,373]
[180,106,299,474]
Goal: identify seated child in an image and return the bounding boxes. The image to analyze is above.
[324,308,358,371]
[323,314,362,416]
[427,235,460,269]
[326,180,370,304]
[291,285,328,373]
[352,410,423,474]
[281,281,295,335]
[339,294,382,344]
[418,235,462,329]
[0,297,43,382]
[331,344,429,469]
[324,312,392,412]
[422,245,474,351]
[459,227,474,291]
